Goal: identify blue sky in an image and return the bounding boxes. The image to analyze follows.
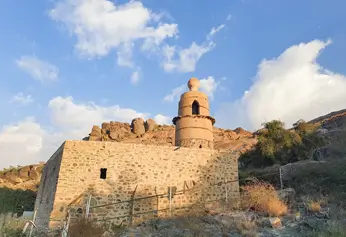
[0,0,346,168]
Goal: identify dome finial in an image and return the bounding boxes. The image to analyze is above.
[187,78,200,91]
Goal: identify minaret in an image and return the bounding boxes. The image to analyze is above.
[172,78,215,149]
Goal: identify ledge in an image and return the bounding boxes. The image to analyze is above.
[172,115,216,125]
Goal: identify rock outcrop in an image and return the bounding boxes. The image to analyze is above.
[84,118,256,152]
[0,164,44,191]
[5,108,346,192]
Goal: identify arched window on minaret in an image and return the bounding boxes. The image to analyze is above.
[192,100,200,115]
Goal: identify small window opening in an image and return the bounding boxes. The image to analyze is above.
[199,145,202,148]
[100,168,107,179]
[192,100,200,115]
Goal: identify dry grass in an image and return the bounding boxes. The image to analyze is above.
[241,180,288,217]
[309,201,322,213]
[0,216,26,237]
[68,218,106,237]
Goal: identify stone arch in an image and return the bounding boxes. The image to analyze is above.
[192,100,200,115]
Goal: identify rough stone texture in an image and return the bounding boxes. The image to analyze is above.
[131,118,146,137]
[0,122,255,191]
[145,119,157,132]
[35,141,240,232]
[34,144,64,232]
[0,164,43,191]
[90,125,101,136]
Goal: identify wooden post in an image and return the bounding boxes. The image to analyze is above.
[279,167,283,190]
[169,187,172,216]
[29,209,37,237]
[85,195,92,219]
[128,185,138,226]
[225,178,228,204]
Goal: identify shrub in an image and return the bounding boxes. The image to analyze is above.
[239,119,326,168]
[0,188,36,214]
[1,217,26,237]
[68,218,106,237]
[241,181,287,217]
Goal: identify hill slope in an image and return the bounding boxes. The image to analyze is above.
[3,109,346,192]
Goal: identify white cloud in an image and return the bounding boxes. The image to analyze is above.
[9,92,34,105]
[0,118,48,168]
[164,76,220,102]
[117,42,134,67]
[16,56,59,82]
[130,70,140,85]
[226,14,232,21]
[162,42,215,73]
[49,0,178,65]
[48,96,148,131]
[163,84,186,102]
[207,24,225,40]
[199,76,220,100]
[162,20,228,73]
[216,39,346,131]
[154,114,171,125]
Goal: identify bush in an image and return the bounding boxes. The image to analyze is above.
[1,218,26,237]
[68,218,106,237]
[0,188,36,214]
[240,119,326,168]
[241,181,287,217]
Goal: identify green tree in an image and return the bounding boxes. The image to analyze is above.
[240,119,326,168]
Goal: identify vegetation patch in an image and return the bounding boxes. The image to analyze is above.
[240,119,326,168]
[0,188,36,214]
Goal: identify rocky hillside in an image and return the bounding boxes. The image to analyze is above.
[309,109,346,160]
[0,164,44,191]
[0,118,256,191]
[3,108,346,192]
[84,118,256,153]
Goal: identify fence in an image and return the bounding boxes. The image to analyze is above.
[19,160,323,236]
[80,169,283,227]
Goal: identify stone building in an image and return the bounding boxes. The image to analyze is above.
[34,78,240,233]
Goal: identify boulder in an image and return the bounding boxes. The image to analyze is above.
[90,125,101,137]
[145,119,157,132]
[18,166,31,181]
[101,122,111,130]
[89,136,101,141]
[131,118,146,136]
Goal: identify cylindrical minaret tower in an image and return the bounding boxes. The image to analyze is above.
[172,78,215,149]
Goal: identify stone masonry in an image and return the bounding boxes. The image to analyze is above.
[34,78,240,234]
[34,141,239,232]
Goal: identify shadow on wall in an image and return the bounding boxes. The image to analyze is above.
[64,152,240,229]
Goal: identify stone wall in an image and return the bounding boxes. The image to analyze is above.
[37,141,239,231]
[34,143,65,231]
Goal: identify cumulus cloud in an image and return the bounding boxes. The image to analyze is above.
[162,42,215,73]
[153,114,171,125]
[16,56,59,82]
[162,19,228,73]
[9,92,34,105]
[49,0,178,66]
[0,118,48,168]
[164,76,220,102]
[216,39,346,131]
[48,96,149,131]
